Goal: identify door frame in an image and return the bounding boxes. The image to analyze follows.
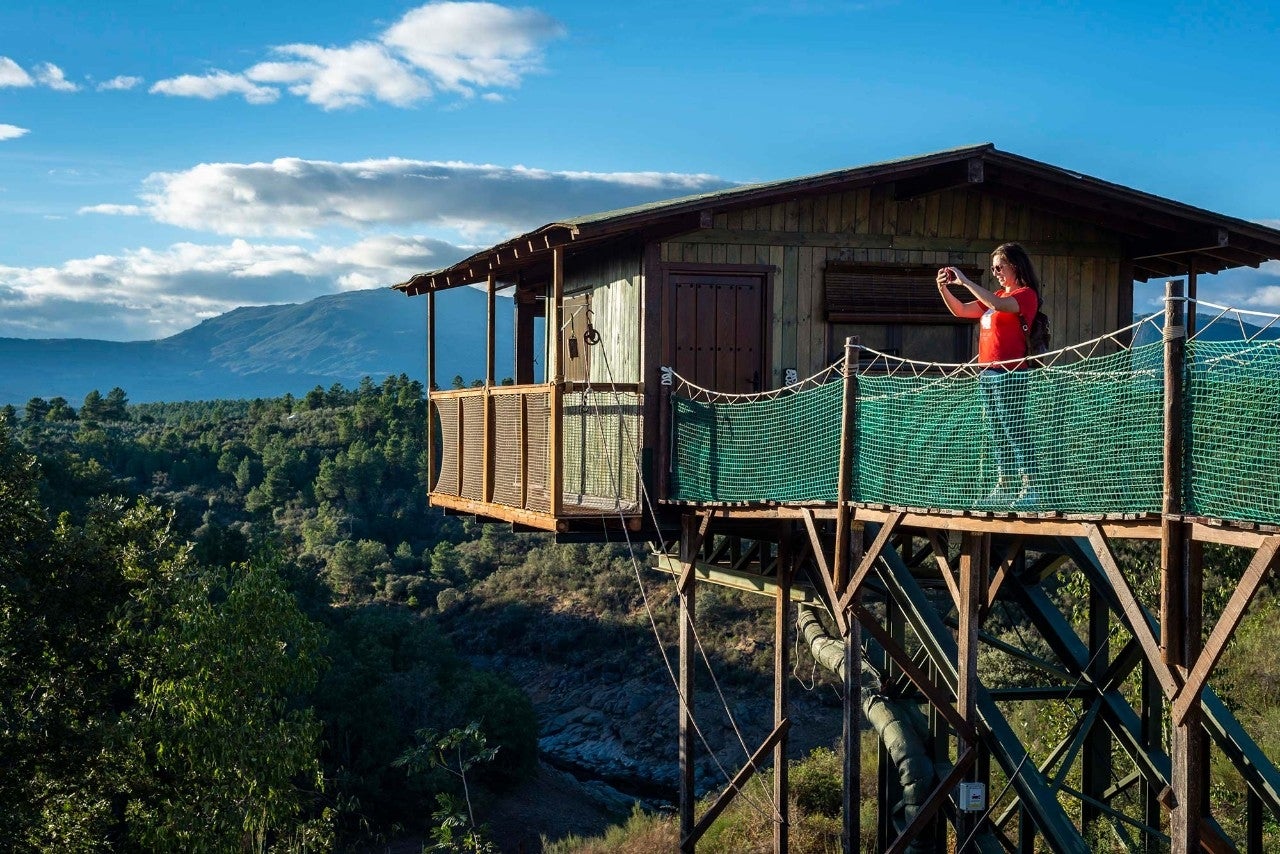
[658,260,775,393]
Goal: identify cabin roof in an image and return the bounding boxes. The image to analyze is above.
[395,143,1280,294]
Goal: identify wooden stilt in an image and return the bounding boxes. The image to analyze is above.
[679,513,698,854]
[775,538,791,854]
[956,532,988,853]
[1082,584,1112,832]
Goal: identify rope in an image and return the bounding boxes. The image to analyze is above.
[579,345,785,823]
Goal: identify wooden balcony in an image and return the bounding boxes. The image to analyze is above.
[429,382,645,533]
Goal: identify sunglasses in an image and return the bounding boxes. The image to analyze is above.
[991,262,1010,275]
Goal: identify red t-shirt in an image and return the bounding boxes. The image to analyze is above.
[977,286,1038,366]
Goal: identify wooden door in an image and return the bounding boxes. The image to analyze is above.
[669,272,766,393]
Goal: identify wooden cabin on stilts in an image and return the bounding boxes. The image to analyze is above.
[395,145,1280,853]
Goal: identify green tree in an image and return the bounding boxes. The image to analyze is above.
[102,387,129,421]
[0,427,329,850]
[80,389,105,421]
[22,396,49,423]
[44,396,77,421]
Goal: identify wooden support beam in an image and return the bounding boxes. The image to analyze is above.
[679,514,698,853]
[801,508,848,636]
[1084,525,1180,699]
[677,510,717,591]
[775,542,792,854]
[426,290,436,490]
[1161,279,1187,664]
[984,536,1023,612]
[886,748,978,854]
[548,247,565,519]
[1172,536,1280,725]
[838,511,903,613]
[832,337,858,591]
[852,604,976,743]
[686,720,792,846]
[927,529,961,609]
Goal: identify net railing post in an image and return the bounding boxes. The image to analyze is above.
[1162,278,1205,854]
[836,336,860,854]
[1161,279,1186,663]
[659,366,673,501]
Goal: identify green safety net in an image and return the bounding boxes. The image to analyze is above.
[670,344,1165,512]
[1186,340,1280,523]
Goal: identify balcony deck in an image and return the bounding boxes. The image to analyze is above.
[430,382,645,533]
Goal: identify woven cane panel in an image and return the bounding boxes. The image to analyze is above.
[491,394,524,508]
[459,395,485,502]
[525,392,551,513]
[433,399,460,497]
[560,391,641,514]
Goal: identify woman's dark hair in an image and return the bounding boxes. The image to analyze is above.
[992,242,1041,307]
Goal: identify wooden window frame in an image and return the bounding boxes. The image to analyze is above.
[824,262,986,324]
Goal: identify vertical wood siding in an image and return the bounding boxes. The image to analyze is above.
[563,248,643,384]
[663,186,1127,385]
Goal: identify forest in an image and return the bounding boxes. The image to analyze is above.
[5,379,1280,853]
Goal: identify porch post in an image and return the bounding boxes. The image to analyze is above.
[549,247,565,517]
[426,289,436,492]
[483,274,495,503]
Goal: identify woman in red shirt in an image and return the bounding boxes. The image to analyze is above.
[935,242,1043,508]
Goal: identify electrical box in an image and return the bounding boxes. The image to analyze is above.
[958,781,986,812]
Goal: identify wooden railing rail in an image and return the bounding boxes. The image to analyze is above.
[429,382,644,519]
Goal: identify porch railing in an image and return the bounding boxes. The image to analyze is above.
[430,383,643,518]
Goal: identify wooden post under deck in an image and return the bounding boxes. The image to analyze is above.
[679,513,698,853]
[837,337,860,854]
[1162,278,1204,854]
[774,539,791,854]
[956,531,988,852]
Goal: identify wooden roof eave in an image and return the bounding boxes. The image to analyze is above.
[395,223,582,295]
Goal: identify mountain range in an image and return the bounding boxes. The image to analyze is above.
[0,287,513,405]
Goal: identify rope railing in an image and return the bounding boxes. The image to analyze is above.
[666,299,1280,524]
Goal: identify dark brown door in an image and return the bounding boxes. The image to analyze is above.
[669,272,766,393]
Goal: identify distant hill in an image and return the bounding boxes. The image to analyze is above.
[0,287,514,405]
[1130,311,1280,347]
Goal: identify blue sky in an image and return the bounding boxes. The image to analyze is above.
[2,0,1278,340]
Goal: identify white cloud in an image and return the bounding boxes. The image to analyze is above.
[32,62,78,92]
[84,157,734,238]
[150,70,280,104]
[382,2,565,95]
[0,123,29,141]
[2,57,81,91]
[97,75,143,91]
[0,234,463,340]
[149,1,564,110]
[79,203,143,216]
[0,57,34,88]
[247,42,431,109]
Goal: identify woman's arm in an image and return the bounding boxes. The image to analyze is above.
[936,267,986,319]
[938,267,1021,314]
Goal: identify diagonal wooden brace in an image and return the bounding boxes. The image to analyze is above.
[853,603,977,744]
[801,508,848,636]
[886,746,978,854]
[685,718,791,845]
[838,511,904,614]
[1172,535,1280,726]
[1085,524,1181,700]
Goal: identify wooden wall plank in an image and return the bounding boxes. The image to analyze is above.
[770,244,785,384]
[781,245,799,379]
[796,244,814,375]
